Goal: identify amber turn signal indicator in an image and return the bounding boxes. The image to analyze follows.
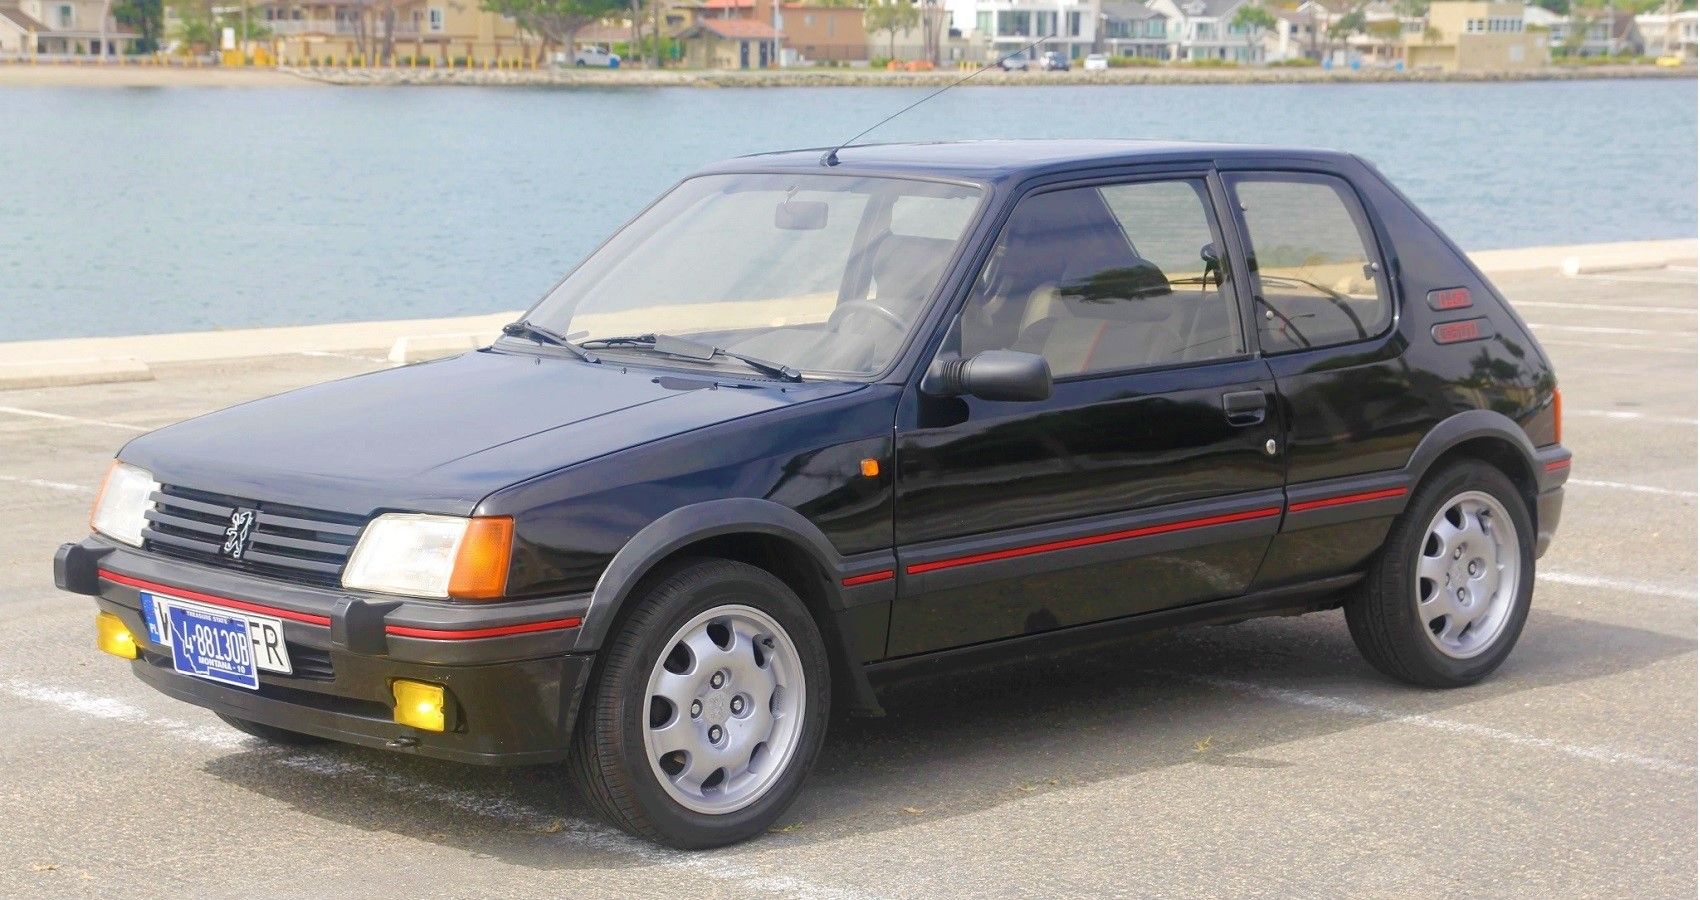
[447,516,513,600]
[860,458,880,478]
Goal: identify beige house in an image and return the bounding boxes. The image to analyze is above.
[1404,0,1548,72]
[261,0,531,64]
[0,0,138,56]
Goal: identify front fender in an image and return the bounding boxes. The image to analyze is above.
[568,497,893,715]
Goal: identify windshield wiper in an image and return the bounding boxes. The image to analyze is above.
[500,320,599,363]
[580,333,802,382]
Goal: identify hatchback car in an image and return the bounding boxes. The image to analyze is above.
[999,55,1030,71]
[57,140,1568,849]
[1083,53,1109,71]
[1041,50,1071,70]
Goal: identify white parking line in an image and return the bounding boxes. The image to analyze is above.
[1567,409,1698,426]
[1181,674,1694,777]
[0,405,151,432]
[1514,301,1697,315]
[0,475,94,494]
[1538,339,1700,354]
[0,677,874,899]
[1529,323,1692,337]
[296,350,389,364]
[1576,273,1700,286]
[1540,571,1699,601]
[1568,478,1698,500]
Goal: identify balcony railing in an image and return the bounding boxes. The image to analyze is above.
[266,19,419,37]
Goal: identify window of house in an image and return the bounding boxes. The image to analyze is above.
[428,7,444,32]
[998,10,1031,36]
[959,179,1243,378]
[1068,11,1081,36]
[977,11,992,34]
[56,4,73,27]
[1227,174,1390,354]
[1037,11,1057,36]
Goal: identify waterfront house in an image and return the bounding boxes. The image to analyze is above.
[678,0,866,64]
[1545,4,1642,57]
[0,0,137,56]
[1637,9,1697,60]
[1100,0,1173,60]
[964,0,1102,61]
[1144,0,1261,63]
[1403,0,1548,72]
[259,0,530,65]
[677,17,779,66]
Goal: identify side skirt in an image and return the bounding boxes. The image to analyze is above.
[863,573,1363,685]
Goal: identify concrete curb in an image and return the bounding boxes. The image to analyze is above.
[0,357,153,391]
[389,332,502,364]
[1469,239,1697,274]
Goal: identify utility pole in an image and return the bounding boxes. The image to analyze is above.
[771,0,781,67]
[99,0,109,60]
[652,0,662,67]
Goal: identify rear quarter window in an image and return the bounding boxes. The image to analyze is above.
[1228,173,1392,354]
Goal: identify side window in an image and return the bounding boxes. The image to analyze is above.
[960,179,1243,378]
[1229,174,1391,354]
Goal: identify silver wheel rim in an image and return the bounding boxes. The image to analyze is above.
[641,604,805,815]
[1415,490,1520,659]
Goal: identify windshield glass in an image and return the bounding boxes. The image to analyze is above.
[523,173,983,378]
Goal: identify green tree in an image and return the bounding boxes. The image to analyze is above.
[865,0,920,60]
[482,0,627,62]
[114,0,164,52]
[1229,3,1277,61]
[1326,6,1366,58]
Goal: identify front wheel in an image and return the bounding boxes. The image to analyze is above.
[1346,460,1535,687]
[568,558,831,848]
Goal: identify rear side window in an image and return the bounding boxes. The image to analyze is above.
[1228,174,1391,354]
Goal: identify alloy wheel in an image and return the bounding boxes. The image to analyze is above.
[1414,490,1521,659]
[641,604,806,815]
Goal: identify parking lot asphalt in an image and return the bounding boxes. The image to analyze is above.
[1,263,1694,899]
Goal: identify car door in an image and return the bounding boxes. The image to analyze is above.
[1218,168,1414,588]
[886,171,1286,658]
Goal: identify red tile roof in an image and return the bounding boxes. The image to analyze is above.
[697,18,778,39]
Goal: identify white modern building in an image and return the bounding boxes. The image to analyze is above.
[1636,9,1697,59]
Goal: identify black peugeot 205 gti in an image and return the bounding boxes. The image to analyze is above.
[56,140,1568,848]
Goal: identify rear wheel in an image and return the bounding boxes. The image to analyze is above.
[568,558,830,848]
[1346,460,1534,687]
[215,712,327,746]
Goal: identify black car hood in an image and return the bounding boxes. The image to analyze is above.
[121,349,862,516]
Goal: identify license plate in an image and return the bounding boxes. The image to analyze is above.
[139,591,292,686]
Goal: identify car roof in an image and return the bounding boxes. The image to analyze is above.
[696,139,1359,184]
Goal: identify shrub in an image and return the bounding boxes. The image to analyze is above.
[1107,55,1161,67]
[1272,56,1319,67]
[868,55,891,69]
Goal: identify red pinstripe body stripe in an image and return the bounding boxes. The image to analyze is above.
[97,569,581,639]
[904,506,1283,576]
[1286,486,1408,514]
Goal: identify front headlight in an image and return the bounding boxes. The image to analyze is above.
[90,461,159,547]
[342,513,513,600]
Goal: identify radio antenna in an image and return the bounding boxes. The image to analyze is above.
[821,34,1057,167]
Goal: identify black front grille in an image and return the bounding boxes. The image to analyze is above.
[143,485,365,588]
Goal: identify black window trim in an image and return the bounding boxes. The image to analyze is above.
[1220,169,1399,357]
[932,167,1259,387]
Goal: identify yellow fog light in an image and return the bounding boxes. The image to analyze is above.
[96,612,138,660]
[391,679,448,732]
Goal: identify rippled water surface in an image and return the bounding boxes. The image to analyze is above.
[3,78,1694,339]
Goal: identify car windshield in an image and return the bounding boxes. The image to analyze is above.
[521,173,984,378]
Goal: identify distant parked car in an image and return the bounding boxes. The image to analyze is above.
[1084,53,1108,71]
[1041,51,1070,71]
[998,55,1029,71]
[572,46,620,68]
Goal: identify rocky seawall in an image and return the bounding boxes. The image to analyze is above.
[287,63,1695,88]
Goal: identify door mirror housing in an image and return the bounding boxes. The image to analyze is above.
[925,349,1052,402]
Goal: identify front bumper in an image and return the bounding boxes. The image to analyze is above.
[57,538,596,765]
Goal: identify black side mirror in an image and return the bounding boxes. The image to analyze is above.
[926,349,1052,402]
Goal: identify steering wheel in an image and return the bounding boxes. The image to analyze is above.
[828,300,908,333]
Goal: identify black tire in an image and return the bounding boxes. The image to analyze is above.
[215,712,327,746]
[1345,460,1535,687]
[567,558,832,849]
